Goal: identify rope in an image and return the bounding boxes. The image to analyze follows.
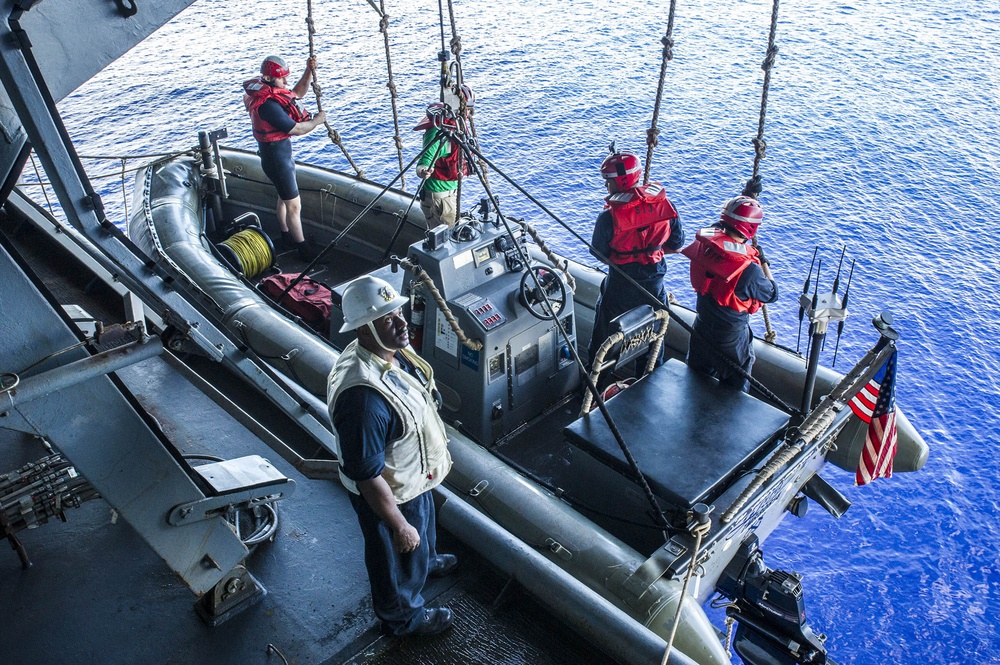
[517,220,576,292]
[661,519,711,665]
[463,142,800,414]
[452,133,672,535]
[119,158,129,221]
[397,257,483,351]
[720,341,895,523]
[219,228,274,278]
[644,0,680,186]
[442,0,488,195]
[377,0,407,191]
[742,0,782,344]
[581,309,669,415]
[306,0,364,178]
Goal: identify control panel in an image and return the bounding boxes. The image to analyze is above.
[401,215,579,446]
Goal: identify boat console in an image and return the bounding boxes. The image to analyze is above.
[331,216,581,446]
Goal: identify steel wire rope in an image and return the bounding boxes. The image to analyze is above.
[27,151,55,216]
[306,0,364,178]
[463,141,801,415]
[448,132,673,536]
[275,137,440,303]
[643,0,680,186]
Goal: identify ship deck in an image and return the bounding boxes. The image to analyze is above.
[0,210,613,665]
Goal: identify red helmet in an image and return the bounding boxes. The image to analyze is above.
[459,84,475,109]
[719,196,764,239]
[260,55,290,79]
[601,150,641,192]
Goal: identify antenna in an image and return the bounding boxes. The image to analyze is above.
[796,247,818,354]
[832,258,855,366]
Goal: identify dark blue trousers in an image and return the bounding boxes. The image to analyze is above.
[686,316,755,392]
[349,490,437,635]
[587,272,667,377]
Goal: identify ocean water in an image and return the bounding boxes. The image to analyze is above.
[36,0,1000,663]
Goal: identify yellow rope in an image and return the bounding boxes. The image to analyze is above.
[221,228,273,278]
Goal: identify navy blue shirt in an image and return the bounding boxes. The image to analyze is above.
[590,208,685,281]
[332,353,426,484]
[258,99,297,134]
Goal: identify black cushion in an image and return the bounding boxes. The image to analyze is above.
[564,359,789,509]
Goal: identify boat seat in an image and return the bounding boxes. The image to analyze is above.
[563,359,790,510]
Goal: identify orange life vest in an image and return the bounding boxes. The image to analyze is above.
[682,226,763,314]
[243,77,312,143]
[605,182,678,265]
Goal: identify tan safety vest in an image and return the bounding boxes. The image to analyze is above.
[327,340,452,503]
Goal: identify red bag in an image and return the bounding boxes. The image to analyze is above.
[260,273,332,335]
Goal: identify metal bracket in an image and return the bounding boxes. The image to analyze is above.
[168,455,294,526]
[194,564,266,627]
[621,539,686,599]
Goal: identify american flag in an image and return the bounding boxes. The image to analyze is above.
[848,348,899,486]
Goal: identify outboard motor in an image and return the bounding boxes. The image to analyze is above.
[716,535,837,665]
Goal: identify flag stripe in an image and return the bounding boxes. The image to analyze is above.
[853,349,899,487]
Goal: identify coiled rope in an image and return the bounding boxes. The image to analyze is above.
[396,256,483,351]
[644,0,680,186]
[306,0,364,178]
[218,227,274,278]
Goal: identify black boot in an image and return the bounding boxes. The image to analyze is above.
[296,240,316,262]
[280,231,295,250]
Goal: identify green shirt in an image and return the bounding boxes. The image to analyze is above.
[418,127,459,193]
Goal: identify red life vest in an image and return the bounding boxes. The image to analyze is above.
[605,182,678,265]
[243,77,312,143]
[427,130,471,182]
[681,226,763,314]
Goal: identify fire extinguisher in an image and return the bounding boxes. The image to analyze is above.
[410,291,426,353]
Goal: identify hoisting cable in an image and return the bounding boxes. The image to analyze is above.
[442,0,489,198]
[463,141,801,416]
[275,137,439,302]
[363,0,408,191]
[306,0,364,178]
[643,0,679,186]
[741,0,781,343]
[449,131,672,536]
[27,151,55,216]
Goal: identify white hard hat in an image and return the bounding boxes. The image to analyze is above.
[339,275,408,333]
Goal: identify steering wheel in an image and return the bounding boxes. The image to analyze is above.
[519,265,568,321]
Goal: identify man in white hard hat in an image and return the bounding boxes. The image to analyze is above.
[327,275,457,637]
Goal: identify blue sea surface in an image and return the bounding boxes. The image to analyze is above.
[39,0,1000,663]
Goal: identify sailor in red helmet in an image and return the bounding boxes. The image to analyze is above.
[243,55,327,260]
[586,146,685,375]
[413,85,475,228]
[681,196,778,392]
